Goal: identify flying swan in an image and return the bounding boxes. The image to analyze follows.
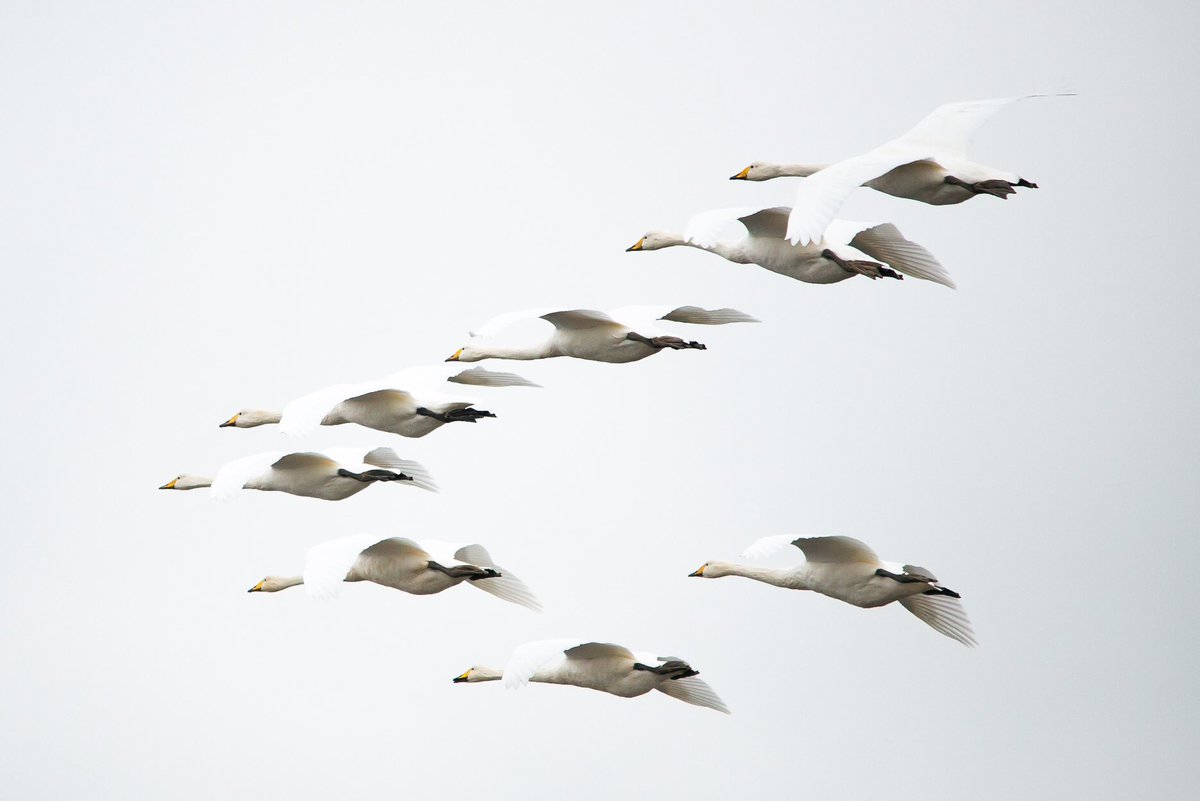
[629,206,953,288]
[158,446,437,501]
[727,94,1071,245]
[219,364,540,438]
[248,534,542,611]
[690,535,976,646]
[446,305,758,364]
[453,638,730,713]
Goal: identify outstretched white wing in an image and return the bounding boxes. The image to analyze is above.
[608,305,760,331]
[209,451,286,501]
[741,535,881,565]
[302,534,396,600]
[502,638,587,689]
[899,594,978,647]
[823,220,955,288]
[682,206,768,248]
[655,674,731,714]
[280,379,390,437]
[321,447,438,492]
[899,95,1057,157]
[451,543,543,612]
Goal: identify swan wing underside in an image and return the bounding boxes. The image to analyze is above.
[503,638,590,689]
[446,366,541,388]
[303,534,390,599]
[847,222,955,288]
[540,309,619,330]
[656,675,731,714]
[899,594,978,647]
[792,536,882,565]
[737,206,791,240]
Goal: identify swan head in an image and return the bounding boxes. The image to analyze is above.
[446,344,486,363]
[219,409,281,428]
[452,666,502,683]
[247,576,298,593]
[159,474,211,491]
[729,162,775,181]
[626,231,682,252]
[689,561,735,578]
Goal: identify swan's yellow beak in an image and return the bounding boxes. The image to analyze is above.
[452,669,471,683]
[626,237,645,252]
[688,564,706,577]
[446,348,464,362]
[159,478,178,490]
[219,413,239,428]
[730,166,751,180]
[248,580,264,593]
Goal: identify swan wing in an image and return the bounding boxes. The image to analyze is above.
[655,674,731,714]
[321,447,438,492]
[279,380,380,437]
[303,534,415,600]
[682,206,765,248]
[786,145,926,246]
[540,309,620,330]
[468,308,560,339]
[502,638,588,689]
[609,305,760,329]
[840,221,950,287]
[898,95,1059,158]
[463,552,544,612]
[445,366,541,389]
[739,534,802,560]
[899,594,978,647]
[209,451,287,500]
[793,535,882,565]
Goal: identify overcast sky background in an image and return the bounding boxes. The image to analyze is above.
[2,2,1197,798]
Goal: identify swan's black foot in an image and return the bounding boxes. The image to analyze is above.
[416,406,496,424]
[633,660,700,680]
[336,468,413,483]
[821,248,894,280]
[1016,178,1038,189]
[923,585,962,599]
[626,332,706,350]
[945,175,1016,199]
[427,561,501,580]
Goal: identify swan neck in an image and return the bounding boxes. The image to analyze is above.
[470,342,555,361]
[776,162,828,178]
[721,563,798,588]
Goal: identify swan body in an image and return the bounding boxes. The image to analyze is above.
[159,446,437,501]
[454,638,729,713]
[248,534,542,611]
[729,94,1069,245]
[691,535,975,646]
[447,305,758,364]
[221,365,539,438]
[630,206,953,288]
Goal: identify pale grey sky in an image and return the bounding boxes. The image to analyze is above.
[1,2,1197,799]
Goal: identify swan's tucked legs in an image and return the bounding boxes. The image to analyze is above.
[415,406,497,424]
[632,660,700,680]
[944,175,1016,199]
[625,332,707,350]
[426,561,501,581]
[820,249,902,281]
[335,468,414,483]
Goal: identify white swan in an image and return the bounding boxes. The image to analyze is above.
[159,446,437,501]
[220,364,540,438]
[248,534,542,611]
[446,305,758,364]
[690,535,976,646]
[629,206,953,288]
[728,94,1070,245]
[453,638,730,713]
